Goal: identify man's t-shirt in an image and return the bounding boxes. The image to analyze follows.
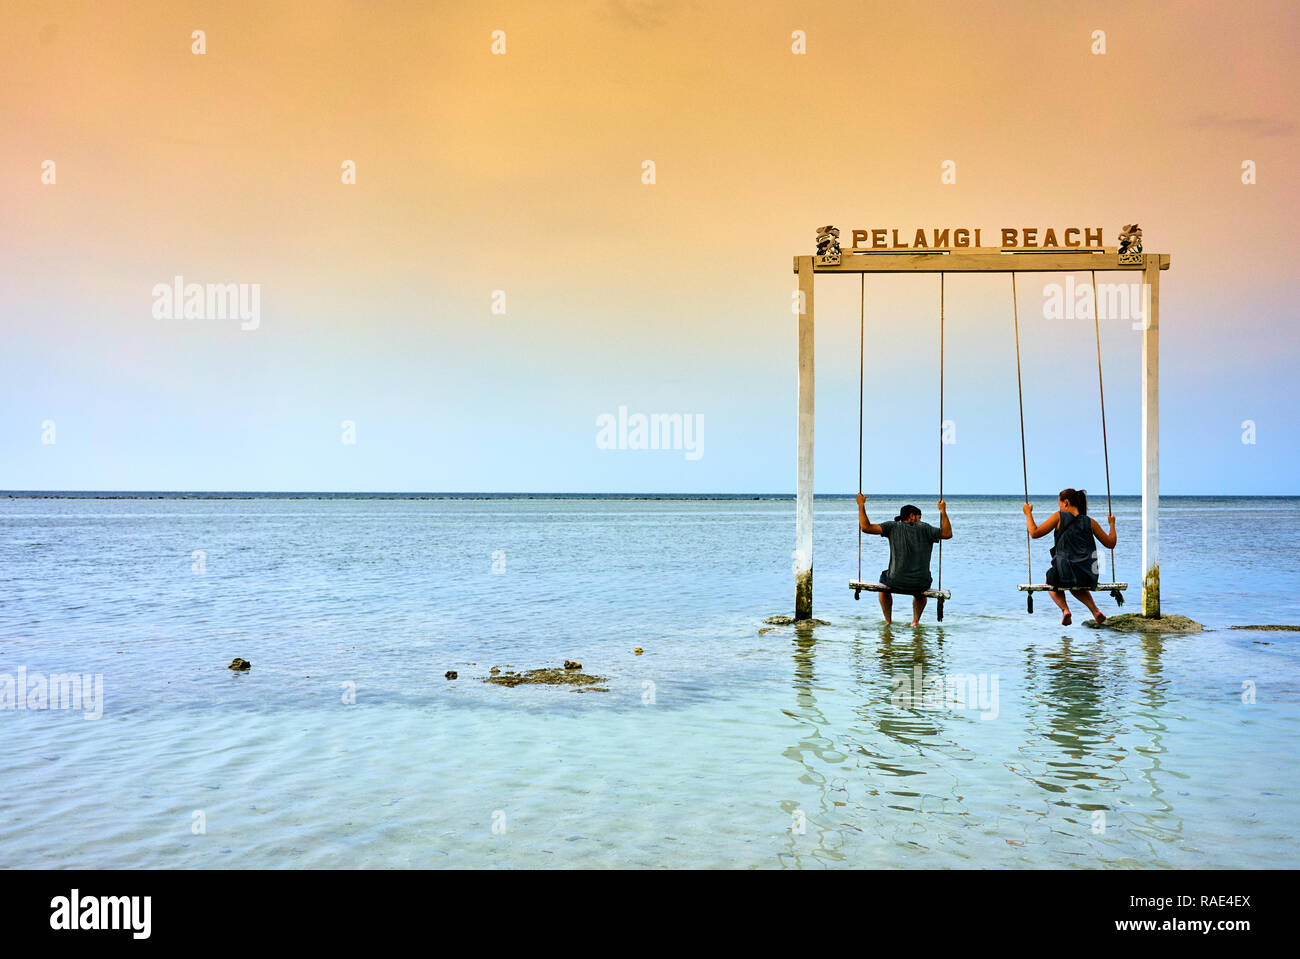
[879,520,942,589]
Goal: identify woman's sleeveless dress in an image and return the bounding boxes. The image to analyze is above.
[1045,510,1099,589]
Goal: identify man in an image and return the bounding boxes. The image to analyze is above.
[856,495,953,626]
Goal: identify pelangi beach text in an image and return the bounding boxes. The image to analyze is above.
[848,227,1105,249]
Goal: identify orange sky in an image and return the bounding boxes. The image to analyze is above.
[3,0,1298,491]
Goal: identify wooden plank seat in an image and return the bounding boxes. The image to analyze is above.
[850,580,951,600]
[1017,583,1127,592]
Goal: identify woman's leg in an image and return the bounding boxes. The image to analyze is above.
[1048,589,1071,625]
[1071,589,1105,623]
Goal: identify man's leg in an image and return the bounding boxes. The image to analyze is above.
[911,595,927,626]
[1048,589,1072,625]
[878,591,892,625]
[1070,589,1106,623]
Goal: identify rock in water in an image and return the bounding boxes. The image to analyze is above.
[1083,613,1203,634]
[445,670,458,680]
[563,660,581,670]
[485,667,608,692]
[228,658,251,671]
[633,647,643,655]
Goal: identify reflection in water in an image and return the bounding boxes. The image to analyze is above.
[850,623,990,860]
[778,623,849,867]
[777,614,1207,867]
[847,625,980,837]
[1012,634,1169,859]
[1016,637,1116,800]
[1128,635,1187,858]
[1014,633,1184,863]
[1040,637,1112,778]
[782,621,985,867]
[868,625,948,751]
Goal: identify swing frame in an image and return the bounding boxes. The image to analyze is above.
[793,245,1170,622]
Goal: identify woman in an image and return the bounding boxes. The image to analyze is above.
[1023,488,1117,626]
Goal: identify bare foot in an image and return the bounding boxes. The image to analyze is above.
[883,617,892,626]
[911,619,921,627]
[1061,612,1072,626]
[1095,612,1107,624]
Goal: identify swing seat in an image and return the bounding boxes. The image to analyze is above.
[851,580,951,600]
[1018,583,1127,593]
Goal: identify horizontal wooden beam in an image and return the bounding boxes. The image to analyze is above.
[794,252,1170,274]
[852,245,1120,256]
[1017,583,1128,592]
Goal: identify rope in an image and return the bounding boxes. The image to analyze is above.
[937,273,944,590]
[1011,272,1032,613]
[1090,270,1120,602]
[857,273,864,584]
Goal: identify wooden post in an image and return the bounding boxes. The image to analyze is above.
[795,255,815,619]
[1141,256,1160,617]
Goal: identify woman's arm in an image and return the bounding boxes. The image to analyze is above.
[1091,515,1117,550]
[1024,504,1059,539]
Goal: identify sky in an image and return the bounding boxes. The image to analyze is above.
[2,0,1297,493]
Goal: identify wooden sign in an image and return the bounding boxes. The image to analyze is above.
[848,227,1103,250]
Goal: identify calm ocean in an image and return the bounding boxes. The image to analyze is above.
[1,493,1296,868]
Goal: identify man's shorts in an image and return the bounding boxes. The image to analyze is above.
[880,569,932,595]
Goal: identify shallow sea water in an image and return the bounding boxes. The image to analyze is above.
[0,494,1296,868]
